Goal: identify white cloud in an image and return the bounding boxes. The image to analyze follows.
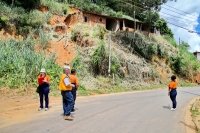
[160,0,200,52]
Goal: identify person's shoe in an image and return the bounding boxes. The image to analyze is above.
[38,108,43,111]
[64,116,73,121]
[71,109,75,112]
[170,108,175,111]
[45,108,49,111]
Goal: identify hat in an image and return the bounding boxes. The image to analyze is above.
[63,65,70,70]
[40,68,46,73]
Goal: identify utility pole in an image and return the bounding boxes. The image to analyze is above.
[108,32,111,76]
[133,1,136,38]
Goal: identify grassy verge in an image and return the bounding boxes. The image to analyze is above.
[76,83,166,96]
[190,99,200,133]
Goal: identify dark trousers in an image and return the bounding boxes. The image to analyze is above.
[170,89,177,108]
[39,87,50,108]
[71,87,77,109]
[61,91,74,116]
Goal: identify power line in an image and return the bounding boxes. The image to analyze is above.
[118,0,199,33]
[161,6,198,20]
[163,4,197,19]
[120,0,199,22]
[160,12,197,22]
[166,21,199,34]
[160,13,197,23]
[160,16,189,26]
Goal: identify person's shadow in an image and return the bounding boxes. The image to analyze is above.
[163,105,171,109]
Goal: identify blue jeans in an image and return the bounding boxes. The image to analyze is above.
[61,91,74,116]
[170,89,177,108]
[39,87,50,108]
[71,87,77,110]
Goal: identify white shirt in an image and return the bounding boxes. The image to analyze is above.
[64,77,70,86]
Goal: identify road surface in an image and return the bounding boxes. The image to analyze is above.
[0,87,200,133]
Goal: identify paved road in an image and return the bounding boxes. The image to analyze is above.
[0,87,200,133]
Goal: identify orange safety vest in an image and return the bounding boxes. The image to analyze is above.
[59,74,72,91]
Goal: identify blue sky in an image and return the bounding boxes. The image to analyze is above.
[195,15,200,36]
[160,0,200,52]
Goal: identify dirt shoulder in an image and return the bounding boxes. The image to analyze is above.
[0,96,61,128]
[184,97,199,133]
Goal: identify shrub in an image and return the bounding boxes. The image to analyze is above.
[90,42,122,77]
[90,42,107,75]
[147,43,156,60]
[70,56,88,78]
[37,28,50,50]
[0,16,9,29]
[93,25,107,39]
[164,35,178,47]
[71,29,79,41]
[40,0,68,15]
[170,56,182,75]
[0,37,61,90]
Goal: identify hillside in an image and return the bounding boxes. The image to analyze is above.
[0,0,199,96]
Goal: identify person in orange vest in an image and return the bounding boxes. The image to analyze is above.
[69,69,79,112]
[37,68,50,111]
[168,75,178,111]
[59,65,75,120]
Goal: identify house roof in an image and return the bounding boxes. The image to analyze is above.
[68,6,155,27]
[82,10,140,22]
[193,51,200,54]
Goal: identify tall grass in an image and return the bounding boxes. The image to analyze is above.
[0,37,61,91]
[40,0,68,15]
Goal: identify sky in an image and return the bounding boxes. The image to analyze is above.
[160,0,200,52]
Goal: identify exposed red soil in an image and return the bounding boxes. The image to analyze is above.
[48,40,76,66]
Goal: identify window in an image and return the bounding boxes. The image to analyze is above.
[84,16,88,22]
[99,18,102,22]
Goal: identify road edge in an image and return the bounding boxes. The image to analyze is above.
[185,97,199,133]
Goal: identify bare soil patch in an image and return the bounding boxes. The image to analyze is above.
[185,97,199,133]
[0,96,61,128]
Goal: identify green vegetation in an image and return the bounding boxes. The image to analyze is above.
[90,42,122,77]
[164,36,200,80]
[0,0,199,96]
[155,19,174,38]
[0,35,61,93]
[0,1,48,36]
[2,0,40,9]
[70,56,88,78]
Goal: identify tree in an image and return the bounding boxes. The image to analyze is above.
[155,18,174,37]
[2,0,40,9]
[180,41,190,50]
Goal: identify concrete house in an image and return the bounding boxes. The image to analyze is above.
[64,8,155,36]
[193,51,200,61]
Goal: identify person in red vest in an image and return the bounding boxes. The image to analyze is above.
[37,68,50,111]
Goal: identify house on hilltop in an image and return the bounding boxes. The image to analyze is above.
[64,7,155,36]
[193,51,200,61]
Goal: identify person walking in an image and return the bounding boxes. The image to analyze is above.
[168,75,178,111]
[69,69,79,112]
[37,68,50,111]
[59,66,75,121]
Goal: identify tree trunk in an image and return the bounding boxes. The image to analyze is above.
[12,0,14,6]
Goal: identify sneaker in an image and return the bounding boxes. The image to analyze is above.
[71,109,75,112]
[64,116,73,121]
[45,108,48,111]
[38,108,43,111]
[170,108,175,111]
